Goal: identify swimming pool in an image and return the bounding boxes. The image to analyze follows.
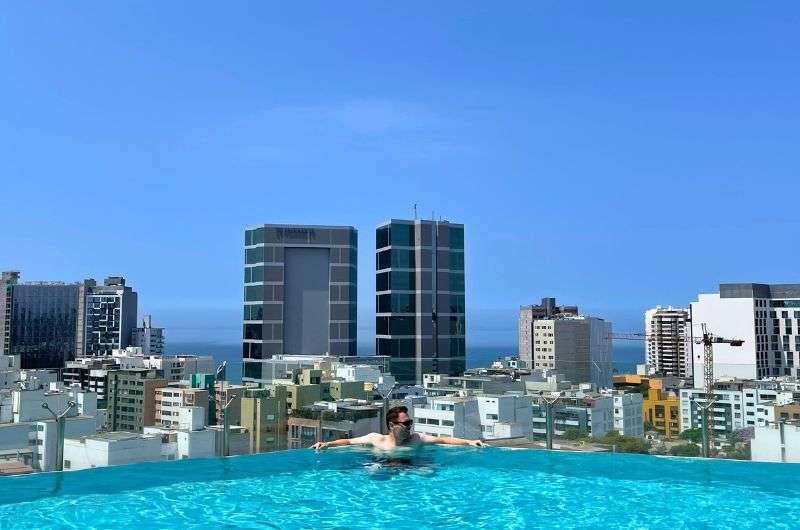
[1,448,798,529]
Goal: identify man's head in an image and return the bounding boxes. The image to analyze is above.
[386,405,413,443]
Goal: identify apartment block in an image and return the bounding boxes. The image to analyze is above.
[532,315,613,388]
[240,386,288,453]
[691,283,800,384]
[131,315,165,355]
[107,369,167,432]
[644,306,691,378]
[519,298,578,365]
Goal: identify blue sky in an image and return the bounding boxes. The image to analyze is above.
[2,2,799,348]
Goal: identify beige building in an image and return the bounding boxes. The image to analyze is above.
[108,369,167,432]
[154,387,209,429]
[518,298,578,365]
[240,386,288,453]
[532,316,612,388]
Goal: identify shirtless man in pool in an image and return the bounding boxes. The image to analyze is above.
[310,405,485,451]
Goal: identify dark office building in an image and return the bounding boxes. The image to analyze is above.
[243,224,357,384]
[0,271,90,368]
[375,219,466,385]
[79,277,138,357]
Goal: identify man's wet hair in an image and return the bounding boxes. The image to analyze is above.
[386,405,408,428]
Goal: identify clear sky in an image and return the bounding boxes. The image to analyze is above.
[2,2,799,348]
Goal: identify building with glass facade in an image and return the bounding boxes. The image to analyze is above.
[375,219,465,385]
[0,271,91,368]
[80,277,138,358]
[243,224,357,385]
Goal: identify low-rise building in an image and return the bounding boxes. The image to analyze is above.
[752,422,800,463]
[680,380,798,434]
[107,369,168,433]
[154,387,209,430]
[532,392,614,439]
[287,400,382,448]
[422,373,524,397]
[63,432,163,470]
[240,386,288,453]
[409,396,481,440]
[476,394,533,439]
[63,357,120,405]
[608,391,644,437]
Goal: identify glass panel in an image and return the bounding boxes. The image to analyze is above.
[376,272,389,292]
[390,223,414,246]
[245,286,263,302]
[245,247,264,264]
[390,271,415,290]
[448,227,464,250]
[391,249,415,268]
[376,250,391,270]
[376,227,389,249]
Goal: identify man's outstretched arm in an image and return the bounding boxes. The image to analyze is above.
[311,432,379,450]
[417,432,486,447]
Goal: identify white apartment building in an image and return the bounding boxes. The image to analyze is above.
[531,392,614,439]
[691,283,800,385]
[0,354,20,390]
[333,363,396,397]
[410,396,481,440]
[0,384,102,471]
[154,387,209,429]
[476,394,533,439]
[609,391,644,437]
[751,423,800,463]
[680,381,797,433]
[410,394,532,440]
[645,306,691,378]
[63,432,163,470]
[533,316,613,389]
[112,348,215,382]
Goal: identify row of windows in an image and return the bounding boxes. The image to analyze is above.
[375,271,464,292]
[375,249,465,271]
[376,224,464,250]
[246,227,357,247]
[375,338,466,356]
[375,315,466,335]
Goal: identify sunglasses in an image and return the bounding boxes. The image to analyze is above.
[393,419,413,428]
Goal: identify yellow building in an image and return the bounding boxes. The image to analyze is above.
[613,374,681,439]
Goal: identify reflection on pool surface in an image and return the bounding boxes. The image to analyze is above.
[1,447,799,529]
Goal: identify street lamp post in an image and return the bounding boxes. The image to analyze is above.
[42,400,76,472]
[538,391,563,450]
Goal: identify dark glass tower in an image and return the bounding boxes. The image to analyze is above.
[1,271,85,368]
[375,219,465,385]
[242,224,357,384]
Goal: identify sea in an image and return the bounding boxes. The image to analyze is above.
[166,341,645,385]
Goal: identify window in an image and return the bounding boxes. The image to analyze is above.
[63,460,71,469]
[442,420,454,426]
[390,224,414,246]
[245,247,264,264]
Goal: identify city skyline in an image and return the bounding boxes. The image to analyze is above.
[3,4,800,347]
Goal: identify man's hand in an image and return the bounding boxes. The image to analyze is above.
[468,440,486,448]
[310,441,327,450]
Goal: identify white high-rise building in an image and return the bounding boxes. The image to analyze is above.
[532,315,613,389]
[132,315,165,355]
[644,306,691,378]
[690,283,800,386]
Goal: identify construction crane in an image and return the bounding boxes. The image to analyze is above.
[610,327,743,457]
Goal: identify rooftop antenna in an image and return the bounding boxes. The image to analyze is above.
[413,203,418,220]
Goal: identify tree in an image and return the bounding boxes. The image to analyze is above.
[669,444,700,457]
[600,431,650,454]
[564,427,589,441]
[644,421,655,432]
[680,428,702,444]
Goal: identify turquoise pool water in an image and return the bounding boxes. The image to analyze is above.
[1,448,798,529]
